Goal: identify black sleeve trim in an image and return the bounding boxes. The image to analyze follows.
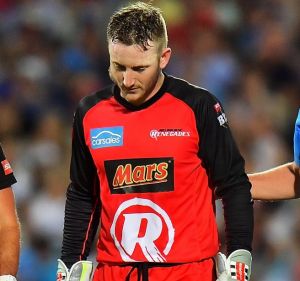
[61,181,100,268]
[221,183,253,254]
[0,174,17,190]
[60,97,104,267]
[195,92,253,253]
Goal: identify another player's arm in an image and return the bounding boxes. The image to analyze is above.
[0,187,20,277]
[250,108,300,200]
[249,162,300,200]
[0,145,19,280]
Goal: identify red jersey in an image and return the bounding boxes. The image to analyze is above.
[61,74,253,269]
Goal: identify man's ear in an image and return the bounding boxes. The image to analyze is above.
[160,47,172,69]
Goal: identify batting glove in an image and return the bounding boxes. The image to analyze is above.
[0,276,17,281]
[294,109,300,166]
[56,259,93,281]
[215,249,252,281]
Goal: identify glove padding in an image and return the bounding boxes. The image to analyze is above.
[294,109,300,166]
[215,249,252,281]
[0,276,17,281]
[56,259,93,281]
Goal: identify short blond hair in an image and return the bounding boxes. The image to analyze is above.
[107,1,168,51]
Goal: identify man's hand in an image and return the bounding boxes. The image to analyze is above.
[294,109,300,166]
[214,249,252,281]
[56,259,93,281]
[0,276,17,281]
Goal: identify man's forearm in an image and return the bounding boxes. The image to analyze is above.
[0,224,20,275]
[249,162,300,200]
[61,185,100,268]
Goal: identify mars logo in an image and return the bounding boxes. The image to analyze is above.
[113,162,168,187]
[104,157,174,194]
[110,198,175,262]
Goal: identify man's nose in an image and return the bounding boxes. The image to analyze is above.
[123,70,135,88]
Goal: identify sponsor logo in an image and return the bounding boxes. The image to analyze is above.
[214,102,222,113]
[56,272,66,281]
[150,128,190,140]
[217,113,227,126]
[104,157,174,194]
[110,198,175,262]
[230,261,249,281]
[213,102,228,127]
[90,127,123,149]
[1,159,13,175]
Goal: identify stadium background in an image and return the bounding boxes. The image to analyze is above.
[0,0,299,280]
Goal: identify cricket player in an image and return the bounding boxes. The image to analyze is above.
[0,144,20,281]
[57,2,253,280]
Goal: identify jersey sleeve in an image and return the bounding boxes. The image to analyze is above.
[0,145,17,189]
[61,107,101,268]
[197,93,253,254]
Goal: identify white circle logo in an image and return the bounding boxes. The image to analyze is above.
[110,197,175,262]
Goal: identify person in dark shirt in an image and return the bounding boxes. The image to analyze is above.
[57,2,253,281]
[0,144,20,281]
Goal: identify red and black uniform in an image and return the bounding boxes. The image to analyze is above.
[0,145,16,189]
[61,74,253,280]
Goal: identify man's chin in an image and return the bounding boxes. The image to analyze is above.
[123,93,145,106]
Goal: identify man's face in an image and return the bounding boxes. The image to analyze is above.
[108,40,170,106]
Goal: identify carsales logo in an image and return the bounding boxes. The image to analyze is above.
[110,198,175,262]
[90,126,123,149]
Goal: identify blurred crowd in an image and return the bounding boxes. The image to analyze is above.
[0,0,299,280]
